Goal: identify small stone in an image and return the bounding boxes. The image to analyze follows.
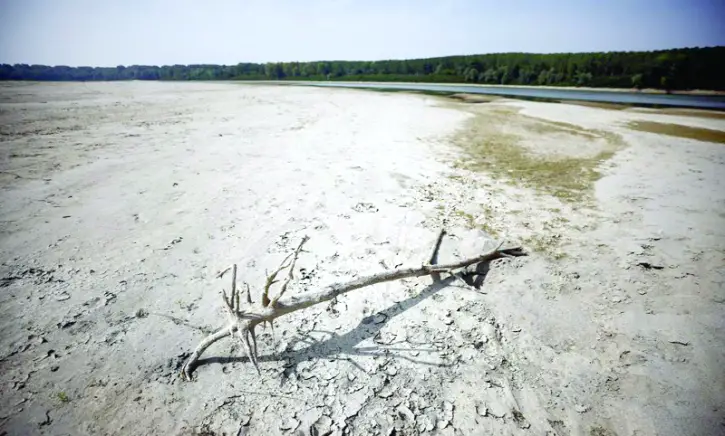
[574,404,590,413]
[279,417,299,431]
[397,406,415,422]
[321,367,339,381]
[473,337,488,349]
[512,327,522,333]
[54,293,70,301]
[638,290,647,295]
[135,308,148,318]
[373,313,388,324]
[669,340,689,346]
[415,395,431,410]
[490,410,506,418]
[58,319,76,329]
[373,332,396,345]
[476,405,488,417]
[611,296,622,303]
[443,318,454,325]
[416,414,434,432]
[486,400,507,418]
[352,202,378,213]
[440,400,454,423]
[311,415,333,436]
[50,365,59,372]
[378,385,397,399]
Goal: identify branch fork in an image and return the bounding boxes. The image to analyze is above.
[181,230,524,380]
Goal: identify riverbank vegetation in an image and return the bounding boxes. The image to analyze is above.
[1,46,723,91]
[627,120,725,143]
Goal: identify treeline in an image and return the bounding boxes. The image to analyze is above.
[1,46,724,90]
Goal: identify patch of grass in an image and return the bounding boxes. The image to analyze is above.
[589,426,617,436]
[56,392,70,403]
[449,93,501,104]
[521,235,556,252]
[630,108,725,120]
[480,222,500,238]
[627,120,725,144]
[453,110,624,203]
[525,117,626,146]
[524,118,600,139]
[542,216,569,231]
[458,132,614,202]
[453,209,501,238]
[454,210,476,228]
[357,87,456,98]
[563,100,631,110]
[520,234,568,259]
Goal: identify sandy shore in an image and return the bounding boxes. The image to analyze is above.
[1,81,724,436]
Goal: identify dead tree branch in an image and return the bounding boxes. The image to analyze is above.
[181,230,524,380]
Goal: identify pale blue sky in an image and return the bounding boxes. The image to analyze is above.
[0,0,723,66]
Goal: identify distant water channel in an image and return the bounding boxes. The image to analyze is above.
[306,82,725,110]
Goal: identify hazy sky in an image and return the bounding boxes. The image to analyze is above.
[0,0,723,66]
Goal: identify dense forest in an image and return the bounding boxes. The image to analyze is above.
[1,46,724,90]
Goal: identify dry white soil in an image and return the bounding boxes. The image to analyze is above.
[1,81,724,436]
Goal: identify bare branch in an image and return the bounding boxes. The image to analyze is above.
[245,282,252,304]
[182,326,234,380]
[221,289,232,312]
[216,266,231,279]
[239,329,260,374]
[181,230,525,380]
[277,244,523,315]
[428,228,446,282]
[231,264,238,311]
[262,252,294,307]
[429,228,446,265]
[271,236,309,307]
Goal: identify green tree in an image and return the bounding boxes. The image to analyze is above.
[660,76,671,93]
[575,72,593,86]
[464,67,479,82]
[537,69,550,85]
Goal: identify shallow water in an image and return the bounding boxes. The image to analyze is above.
[308,81,725,110]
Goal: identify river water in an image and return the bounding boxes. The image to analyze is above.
[306,82,725,110]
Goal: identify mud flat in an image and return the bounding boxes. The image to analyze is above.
[1,81,724,435]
